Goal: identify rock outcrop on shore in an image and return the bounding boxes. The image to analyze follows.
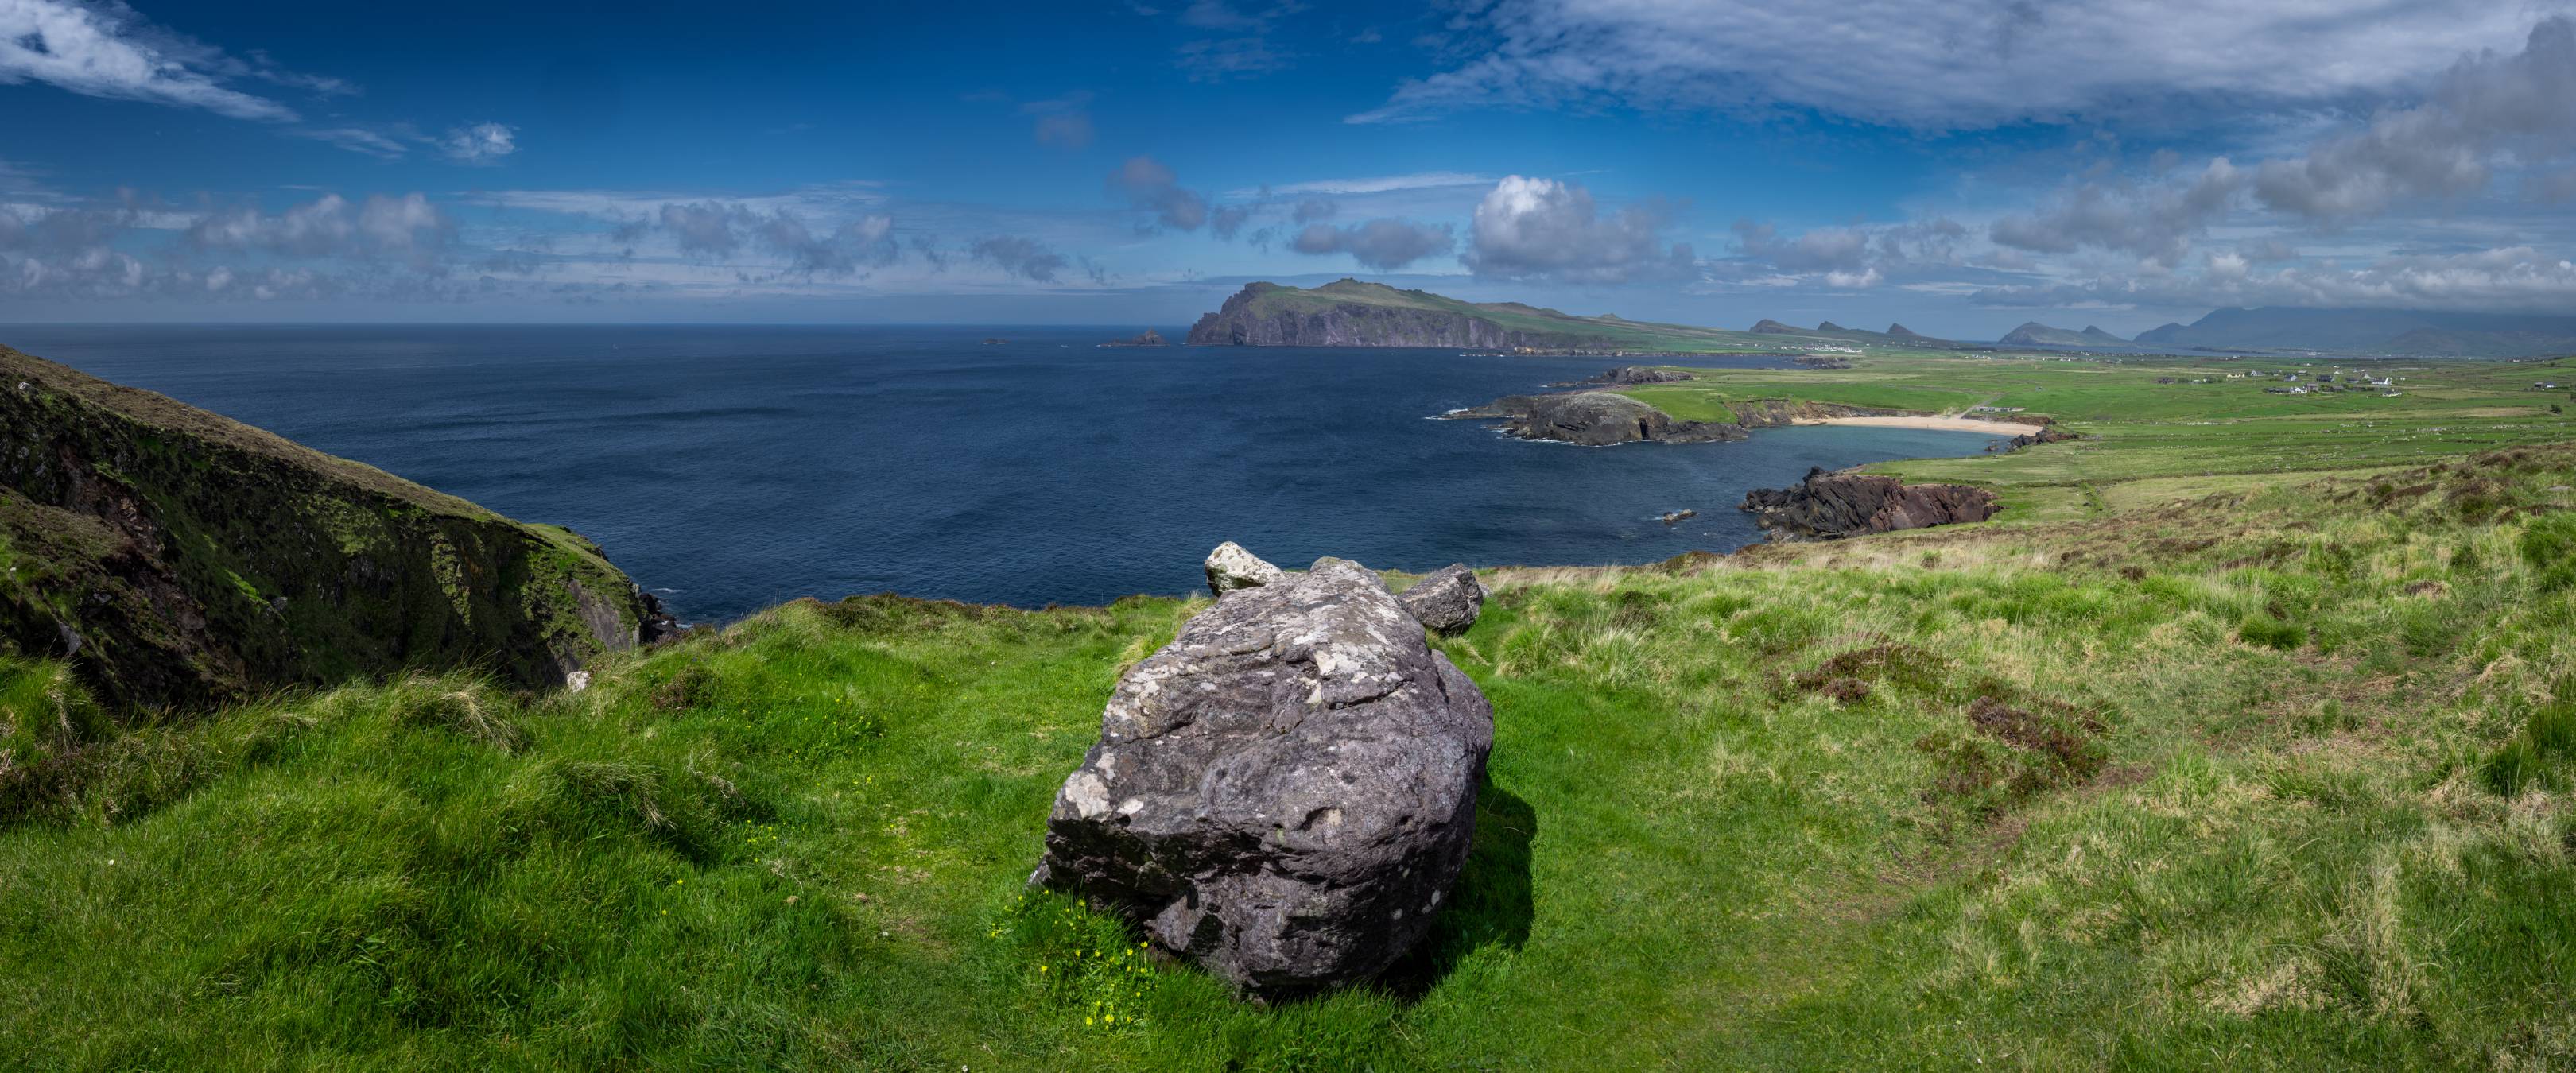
[1546,366,1694,387]
[1445,392,1747,445]
[1740,467,2001,540]
[1034,556,1494,999]
[0,344,673,710]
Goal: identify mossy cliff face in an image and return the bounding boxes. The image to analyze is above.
[0,345,670,711]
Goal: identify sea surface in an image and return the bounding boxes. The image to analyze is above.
[7,325,2006,622]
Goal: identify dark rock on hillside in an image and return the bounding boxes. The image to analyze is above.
[1444,391,1746,446]
[2004,425,2077,450]
[1100,328,1168,347]
[0,345,670,711]
[1034,556,1495,999]
[1740,467,2001,541]
[1547,366,1694,387]
[1398,564,1484,636]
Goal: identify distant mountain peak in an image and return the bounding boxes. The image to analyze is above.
[1750,319,1802,334]
[1887,323,1926,339]
[1817,320,1847,332]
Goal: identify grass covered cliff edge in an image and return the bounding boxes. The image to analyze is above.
[0,343,667,713]
[6,453,2576,1065]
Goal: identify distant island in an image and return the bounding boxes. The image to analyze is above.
[1098,328,1169,347]
[1186,280,1998,353]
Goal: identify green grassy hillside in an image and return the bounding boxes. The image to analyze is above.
[1612,352,2576,525]
[7,444,2576,1069]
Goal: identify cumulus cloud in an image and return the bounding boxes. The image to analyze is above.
[650,199,898,273]
[969,235,1068,282]
[1288,218,1457,269]
[1108,155,1208,231]
[0,0,302,120]
[1462,176,1694,284]
[440,122,518,164]
[1291,198,1336,223]
[2254,17,2576,219]
[184,192,452,258]
[1990,157,2244,266]
[1352,0,2542,130]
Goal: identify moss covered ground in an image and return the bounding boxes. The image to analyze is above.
[6,440,2576,1068]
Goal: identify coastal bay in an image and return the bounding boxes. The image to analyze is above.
[5,324,2004,622]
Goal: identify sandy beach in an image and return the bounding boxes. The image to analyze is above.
[1794,415,2039,436]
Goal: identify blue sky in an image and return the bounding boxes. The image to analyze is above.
[2,0,2574,336]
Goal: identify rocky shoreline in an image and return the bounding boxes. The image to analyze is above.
[1739,467,2000,540]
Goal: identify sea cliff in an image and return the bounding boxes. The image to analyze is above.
[0,345,673,709]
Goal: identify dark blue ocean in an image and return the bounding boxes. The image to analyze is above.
[6,325,2002,622]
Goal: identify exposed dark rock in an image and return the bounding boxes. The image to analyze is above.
[1100,328,1169,347]
[1546,366,1694,387]
[1793,355,1855,369]
[1659,509,1697,524]
[1397,564,1484,636]
[1740,467,2001,540]
[1034,557,1494,999]
[1444,391,1746,445]
[2003,424,2077,451]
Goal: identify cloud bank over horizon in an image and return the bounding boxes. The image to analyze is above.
[2,0,2573,334]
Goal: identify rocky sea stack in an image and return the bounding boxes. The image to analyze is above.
[1740,467,2001,540]
[0,344,672,710]
[1035,549,1493,998]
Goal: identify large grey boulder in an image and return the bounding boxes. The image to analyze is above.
[1204,541,1286,595]
[1035,557,1495,998]
[1398,564,1485,636]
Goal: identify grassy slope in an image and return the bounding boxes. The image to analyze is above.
[0,344,651,708]
[1612,353,2576,521]
[9,446,2576,1068]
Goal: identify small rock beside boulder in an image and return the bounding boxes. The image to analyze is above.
[1398,564,1485,636]
[1035,556,1496,999]
[1204,541,1286,595]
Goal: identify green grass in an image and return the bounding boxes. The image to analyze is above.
[10,447,2576,1068]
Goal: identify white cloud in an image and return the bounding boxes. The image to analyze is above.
[2255,17,2576,219]
[1990,157,2244,266]
[1462,175,1694,283]
[1352,0,2548,130]
[440,122,517,165]
[0,0,297,120]
[1974,245,2576,312]
[1232,172,1492,198]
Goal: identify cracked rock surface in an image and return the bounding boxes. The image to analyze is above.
[1034,557,1494,997]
